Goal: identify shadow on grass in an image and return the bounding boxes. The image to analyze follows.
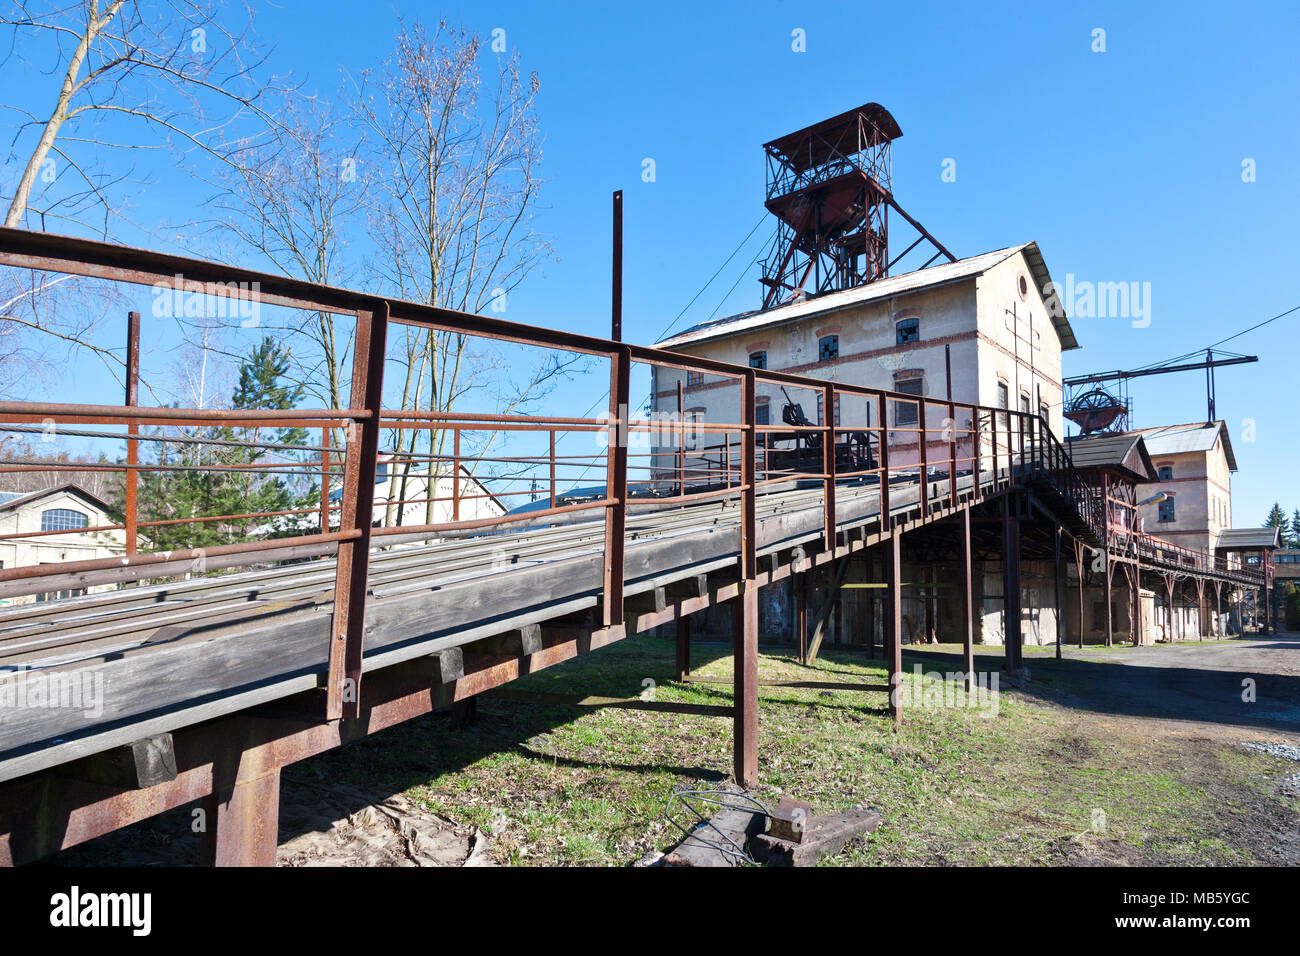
[904,635,1300,736]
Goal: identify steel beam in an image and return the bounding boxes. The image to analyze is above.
[886,534,902,726]
[199,766,281,867]
[1002,495,1022,673]
[327,301,389,720]
[962,506,975,689]
[734,369,758,788]
[675,614,691,681]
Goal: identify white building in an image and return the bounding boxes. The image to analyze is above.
[652,242,1078,476]
[0,484,129,604]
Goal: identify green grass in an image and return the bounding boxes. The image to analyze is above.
[294,632,1298,866]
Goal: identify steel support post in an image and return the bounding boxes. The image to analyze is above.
[124,311,140,555]
[1104,555,1114,648]
[886,532,902,726]
[734,369,759,788]
[1053,526,1063,660]
[962,505,975,689]
[822,383,836,552]
[1133,554,1142,644]
[198,767,281,867]
[602,345,630,627]
[1074,540,1085,649]
[795,572,808,663]
[1002,494,1022,673]
[675,614,691,681]
[327,301,389,720]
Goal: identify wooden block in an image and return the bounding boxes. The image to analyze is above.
[61,733,178,790]
[751,807,882,867]
[665,574,708,600]
[769,796,814,843]
[432,647,464,683]
[624,587,667,615]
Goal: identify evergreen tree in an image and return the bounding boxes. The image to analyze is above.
[135,337,312,552]
[1289,509,1300,549]
[1264,502,1287,535]
[227,337,310,538]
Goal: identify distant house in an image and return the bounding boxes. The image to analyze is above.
[0,484,129,604]
[1131,421,1237,553]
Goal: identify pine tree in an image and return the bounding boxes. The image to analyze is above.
[134,337,312,552]
[1264,502,1287,534]
[227,337,310,538]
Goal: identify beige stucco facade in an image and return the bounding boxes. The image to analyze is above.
[1134,423,1235,555]
[649,245,1071,480]
[0,486,128,605]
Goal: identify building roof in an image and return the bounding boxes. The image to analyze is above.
[654,241,1079,352]
[1134,421,1237,471]
[1215,527,1281,551]
[0,483,115,515]
[1065,432,1157,482]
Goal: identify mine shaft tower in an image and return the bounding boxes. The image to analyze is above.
[759,102,955,310]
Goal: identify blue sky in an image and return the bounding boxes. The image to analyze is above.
[4,0,1298,521]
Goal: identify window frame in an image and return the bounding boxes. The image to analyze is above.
[817,334,839,362]
[895,378,923,427]
[895,317,920,346]
[748,350,767,370]
[40,508,90,533]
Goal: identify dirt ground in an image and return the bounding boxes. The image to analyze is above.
[933,630,1300,866]
[43,630,1300,867]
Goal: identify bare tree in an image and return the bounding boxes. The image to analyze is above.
[1,0,289,233]
[203,92,369,415]
[351,20,579,523]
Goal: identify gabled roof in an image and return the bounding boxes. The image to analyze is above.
[1065,432,1157,483]
[0,483,115,515]
[654,241,1079,351]
[1215,527,1281,551]
[1134,421,1237,471]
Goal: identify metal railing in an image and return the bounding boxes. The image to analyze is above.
[0,225,1111,716]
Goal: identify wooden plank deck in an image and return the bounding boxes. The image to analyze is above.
[0,468,992,782]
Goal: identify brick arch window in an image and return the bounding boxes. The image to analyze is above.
[748,350,767,370]
[41,508,89,532]
[817,334,839,361]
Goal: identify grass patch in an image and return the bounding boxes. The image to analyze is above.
[294,632,1297,866]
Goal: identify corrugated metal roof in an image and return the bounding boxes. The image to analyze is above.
[1065,433,1156,482]
[1135,421,1237,471]
[1215,527,1280,550]
[655,241,1079,351]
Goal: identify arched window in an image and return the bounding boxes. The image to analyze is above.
[748,350,767,370]
[1157,465,1173,480]
[41,508,89,532]
[896,317,919,345]
[818,335,839,361]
